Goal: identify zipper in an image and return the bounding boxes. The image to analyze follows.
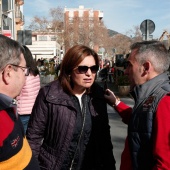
[69,95,87,170]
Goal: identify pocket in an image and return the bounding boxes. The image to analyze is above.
[38,146,55,169]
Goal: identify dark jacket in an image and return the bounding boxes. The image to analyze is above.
[27,80,116,170]
[128,72,170,169]
[0,94,40,170]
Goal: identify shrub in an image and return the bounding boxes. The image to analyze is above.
[117,75,130,86]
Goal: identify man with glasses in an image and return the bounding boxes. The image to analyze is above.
[10,64,30,76]
[0,35,40,169]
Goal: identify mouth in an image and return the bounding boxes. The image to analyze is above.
[84,79,92,83]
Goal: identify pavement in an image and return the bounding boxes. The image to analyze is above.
[96,80,134,170]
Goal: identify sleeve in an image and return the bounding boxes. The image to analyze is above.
[0,110,14,147]
[152,95,170,169]
[115,102,132,124]
[26,87,48,158]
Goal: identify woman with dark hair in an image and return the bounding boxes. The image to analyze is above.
[17,45,40,134]
[27,45,116,170]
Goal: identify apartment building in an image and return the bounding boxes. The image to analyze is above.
[0,0,24,40]
[64,5,104,51]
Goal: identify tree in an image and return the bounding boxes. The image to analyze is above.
[111,34,131,54]
[126,25,143,43]
[28,16,50,32]
[64,12,111,52]
[110,25,143,55]
[28,7,65,49]
[28,7,64,34]
[27,7,112,54]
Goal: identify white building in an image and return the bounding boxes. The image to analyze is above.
[26,32,61,63]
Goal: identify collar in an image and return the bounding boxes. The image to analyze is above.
[133,72,170,100]
[0,93,18,118]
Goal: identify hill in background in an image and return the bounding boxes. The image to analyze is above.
[108,29,119,37]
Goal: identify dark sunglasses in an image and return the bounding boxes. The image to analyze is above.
[76,65,99,74]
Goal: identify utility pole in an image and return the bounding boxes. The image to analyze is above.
[0,1,2,34]
[100,47,105,69]
[11,0,16,40]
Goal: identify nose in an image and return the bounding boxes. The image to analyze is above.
[85,68,92,75]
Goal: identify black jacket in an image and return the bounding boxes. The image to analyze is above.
[27,80,116,170]
[129,72,170,169]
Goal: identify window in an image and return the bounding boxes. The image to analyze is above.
[51,36,56,41]
[38,36,47,41]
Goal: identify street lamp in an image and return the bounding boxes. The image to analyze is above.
[99,47,105,69]
[112,48,116,63]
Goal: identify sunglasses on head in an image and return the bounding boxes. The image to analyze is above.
[75,65,99,74]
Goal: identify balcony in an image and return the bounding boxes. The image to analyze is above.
[16,0,24,5]
[98,11,103,20]
[15,10,24,25]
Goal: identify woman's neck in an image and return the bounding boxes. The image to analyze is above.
[73,88,86,96]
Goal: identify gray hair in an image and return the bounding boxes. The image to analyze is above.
[130,41,170,73]
[0,35,25,71]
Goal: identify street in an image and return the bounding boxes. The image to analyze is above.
[108,106,127,170]
[105,82,134,170]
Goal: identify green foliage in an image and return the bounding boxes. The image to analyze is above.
[45,62,56,75]
[117,75,130,86]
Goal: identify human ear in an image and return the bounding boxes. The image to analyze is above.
[143,62,150,72]
[141,62,150,77]
[2,65,12,84]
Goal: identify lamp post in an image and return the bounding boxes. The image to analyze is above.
[11,0,15,40]
[112,48,116,63]
[99,47,105,69]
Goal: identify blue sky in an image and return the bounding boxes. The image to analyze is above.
[24,0,170,39]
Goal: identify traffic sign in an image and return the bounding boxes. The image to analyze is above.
[140,19,155,34]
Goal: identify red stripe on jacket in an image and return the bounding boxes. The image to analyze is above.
[0,110,14,147]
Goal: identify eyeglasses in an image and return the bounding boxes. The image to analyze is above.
[75,65,99,74]
[11,64,30,76]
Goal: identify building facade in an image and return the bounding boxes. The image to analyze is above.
[64,5,104,52]
[26,32,61,62]
[0,0,24,40]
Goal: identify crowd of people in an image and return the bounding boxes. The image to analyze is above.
[0,34,170,170]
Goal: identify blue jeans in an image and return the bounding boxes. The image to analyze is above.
[19,115,30,134]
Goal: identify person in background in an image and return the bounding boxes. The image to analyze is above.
[110,64,115,83]
[99,62,110,81]
[105,40,170,169]
[0,35,40,169]
[55,63,61,77]
[26,44,116,170]
[17,45,40,134]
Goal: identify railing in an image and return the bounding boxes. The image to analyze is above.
[15,10,24,23]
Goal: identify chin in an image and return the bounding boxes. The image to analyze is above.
[80,85,90,90]
[84,83,93,87]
